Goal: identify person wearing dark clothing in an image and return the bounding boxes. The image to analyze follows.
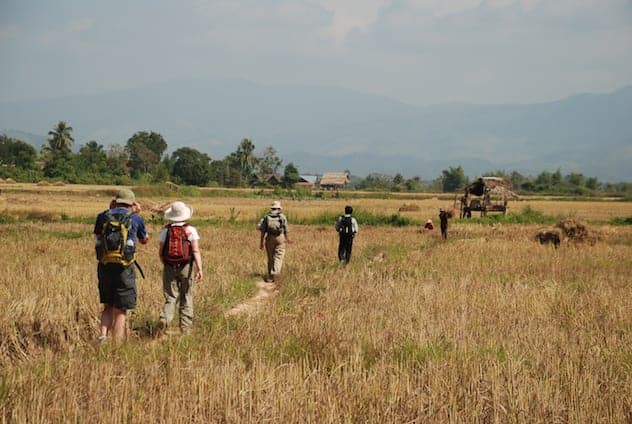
[439,208,449,240]
[335,206,359,265]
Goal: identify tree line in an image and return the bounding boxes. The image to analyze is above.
[1,121,630,196]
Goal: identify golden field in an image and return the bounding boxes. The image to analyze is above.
[1,185,631,422]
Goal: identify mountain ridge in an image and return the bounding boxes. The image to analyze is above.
[1,79,630,180]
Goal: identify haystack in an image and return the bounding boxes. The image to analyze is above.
[37,181,51,186]
[555,218,597,245]
[398,204,420,212]
[52,181,65,186]
[4,178,16,184]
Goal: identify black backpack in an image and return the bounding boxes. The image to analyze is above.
[338,216,354,237]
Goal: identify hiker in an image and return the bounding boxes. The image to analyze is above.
[156,201,203,336]
[335,205,358,265]
[439,208,449,240]
[94,189,149,343]
[424,219,434,230]
[257,201,290,283]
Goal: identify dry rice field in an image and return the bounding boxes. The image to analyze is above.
[1,185,631,422]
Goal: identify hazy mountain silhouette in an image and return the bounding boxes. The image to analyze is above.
[1,79,630,180]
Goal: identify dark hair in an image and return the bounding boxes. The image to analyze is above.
[345,206,353,214]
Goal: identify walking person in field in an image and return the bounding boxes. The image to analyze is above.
[94,188,149,343]
[257,201,290,283]
[335,205,358,266]
[156,201,203,336]
[439,208,449,240]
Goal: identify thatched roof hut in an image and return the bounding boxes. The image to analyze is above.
[250,174,283,187]
[319,172,350,189]
[295,175,317,188]
[465,177,513,196]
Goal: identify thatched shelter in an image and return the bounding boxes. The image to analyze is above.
[319,172,350,190]
[250,174,283,187]
[460,177,518,218]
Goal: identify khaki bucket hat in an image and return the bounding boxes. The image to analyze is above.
[115,189,136,206]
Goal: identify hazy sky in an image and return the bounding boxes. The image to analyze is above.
[1,0,631,105]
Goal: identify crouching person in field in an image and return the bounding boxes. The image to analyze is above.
[94,189,149,344]
[156,201,203,336]
[257,201,290,283]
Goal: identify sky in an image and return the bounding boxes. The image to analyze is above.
[1,0,631,106]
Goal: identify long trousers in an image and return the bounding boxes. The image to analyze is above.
[338,236,354,264]
[265,234,286,277]
[159,263,194,332]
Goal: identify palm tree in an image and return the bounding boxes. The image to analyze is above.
[47,121,74,151]
[236,138,256,175]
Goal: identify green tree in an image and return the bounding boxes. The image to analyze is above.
[77,141,108,174]
[0,135,37,169]
[357,173,393,190]
[283,162,300,188]
[404,176,422,192]
[236,138,256,176]
[171,147,212,186]
[125,131,168,178]
[42,149,76,180]
[47,121,74,151]
[565,172,585,187]
[585,177,600,190]
[106,144,129,176]
[441,166,467,192]
[551,168,562,185]
[256,146,282,175]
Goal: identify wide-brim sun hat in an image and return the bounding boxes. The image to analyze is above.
[165,201,193,222]
[426,219,433,224]
[270,201,282,210]
[115,188,135,206]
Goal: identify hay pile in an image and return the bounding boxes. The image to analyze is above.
[555,218,597,244]
[3,178,16,184]
[52,181,65,186]
[37,181,51,186]
[534,219,598,247]
[398,204,420,212]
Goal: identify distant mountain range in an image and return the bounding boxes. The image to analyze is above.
[1,79,631,180]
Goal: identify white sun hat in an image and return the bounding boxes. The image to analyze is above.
[164,201,192,222]
[270,201,282,210]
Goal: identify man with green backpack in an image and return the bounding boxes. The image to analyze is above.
[94,188,149,343]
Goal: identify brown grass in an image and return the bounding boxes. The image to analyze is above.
[1,186,632,422]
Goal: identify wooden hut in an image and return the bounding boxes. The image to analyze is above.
[459,177,518,218]
[319,172,350,190]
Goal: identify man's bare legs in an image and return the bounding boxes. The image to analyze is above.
[100,305,127,342]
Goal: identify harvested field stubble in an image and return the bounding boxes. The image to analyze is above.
[1,189,632,422]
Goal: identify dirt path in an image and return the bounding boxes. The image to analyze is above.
[225,280,278,316]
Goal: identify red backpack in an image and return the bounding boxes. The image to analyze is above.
[161,224,192,265]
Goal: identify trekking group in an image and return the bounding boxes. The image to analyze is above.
[94,188,446,343]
